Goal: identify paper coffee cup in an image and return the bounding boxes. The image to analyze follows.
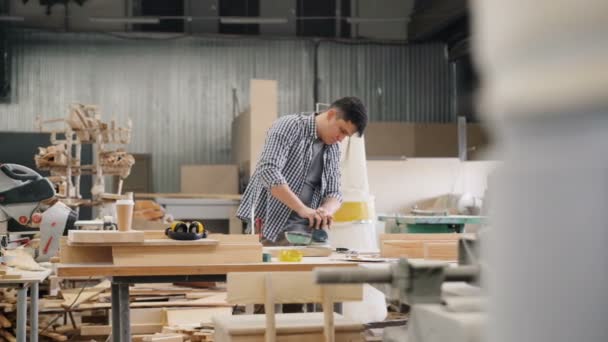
[116,199,134,231]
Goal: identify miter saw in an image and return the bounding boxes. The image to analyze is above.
[0,163,77,261]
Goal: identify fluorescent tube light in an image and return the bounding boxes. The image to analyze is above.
[89,17,160,24]
[219,17,288,24]
[346,17,408,24]
[0,16,25,22]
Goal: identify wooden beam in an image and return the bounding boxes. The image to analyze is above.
[67,238,219,247]
[112,243,262,267]
[379,233,461,259]
[264,274,276,342]
[423,242,458,261]
[380,240,425,258]
[322,288,335,342]
[142,334,183,342]
[380,233,461,243]
[0,314,10,328]
[61,279,110,308]
[213,312,363,338]
[68,230,144,244]
[80,323,163,336]
[227,272,362,305]
[161,307,232,326]
[56,260,358,278]
[59,238,113,263]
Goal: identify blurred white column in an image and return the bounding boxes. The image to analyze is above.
[471,1,608,342]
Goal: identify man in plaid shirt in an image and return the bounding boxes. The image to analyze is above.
[237,97,368,245]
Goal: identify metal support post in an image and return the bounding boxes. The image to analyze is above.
[111,283,120,341]
[118,283,131,341]
[30,282,39,342]
[16,287,27,342]
[111,282,132,341]
[458,116,467,161]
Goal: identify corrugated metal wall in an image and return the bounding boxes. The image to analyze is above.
[0,30,315,192]
[0,30,451,192]
[317,41,452,122]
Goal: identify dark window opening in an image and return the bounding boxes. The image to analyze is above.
[0,27,10,102]
[219,0,260,35]
[297,0,350,38]
[452,54,479,122]
[139,0,184,33]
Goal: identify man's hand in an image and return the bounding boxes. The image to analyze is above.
[316,207,333,229]
[296,206,323,229]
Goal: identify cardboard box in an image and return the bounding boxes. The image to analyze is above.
[180,164,239,194]
[365,122,490,159]
[231,79,278,179]
[363,122,415,158]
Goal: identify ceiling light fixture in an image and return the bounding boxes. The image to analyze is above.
[219,17,288,25]
[89,17,160,24]
[346,17,408,24]
[158,16,195,22]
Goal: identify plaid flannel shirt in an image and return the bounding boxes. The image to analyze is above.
[236,112,342,242]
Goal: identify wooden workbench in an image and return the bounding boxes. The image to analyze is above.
[56,257,359,341]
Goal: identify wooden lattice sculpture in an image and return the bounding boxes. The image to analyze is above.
[35,103,134,209]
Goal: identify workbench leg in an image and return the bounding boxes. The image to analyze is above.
[111,282,131,342]
[30,282,39,342]
[16,287,27,342]
[111,283,120,341]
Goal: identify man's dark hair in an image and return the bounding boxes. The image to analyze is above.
[331,96,368,136]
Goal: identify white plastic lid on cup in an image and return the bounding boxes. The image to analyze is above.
[116,199,134,205]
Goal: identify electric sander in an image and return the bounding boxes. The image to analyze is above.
[284,229,328,246]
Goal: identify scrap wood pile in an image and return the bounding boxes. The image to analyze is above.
[0,289,69,342]
[99,149,135,178]
[134,200,168,222]
[38,279,229,341]
[34,145,78,169]
[0,289,17,342]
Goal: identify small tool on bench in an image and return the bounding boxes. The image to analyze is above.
[165,220,207,240]
[279,230,329,261]
[284,229,328,246]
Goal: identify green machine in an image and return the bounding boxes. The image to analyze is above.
[378,214,486,233]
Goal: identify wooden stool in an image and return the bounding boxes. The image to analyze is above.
[213,271,365,342]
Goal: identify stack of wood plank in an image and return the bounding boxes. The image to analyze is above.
[99,149,135,178]
[38,281,230,341]
[34,145,74,169]
[379,233,462,261]
[0,289,71,341]
[0,289,16,342]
